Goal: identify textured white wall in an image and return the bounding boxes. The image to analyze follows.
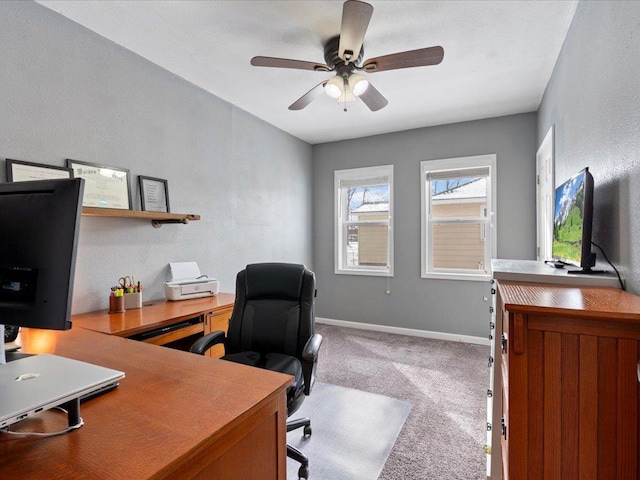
[0,2,313,313]
[538,0,640,294]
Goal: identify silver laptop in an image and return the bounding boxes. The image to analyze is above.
[0,354,124,429]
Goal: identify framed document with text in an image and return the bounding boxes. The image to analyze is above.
[138,176,170,213]
[67,159,131,209]
[7,159,72,182]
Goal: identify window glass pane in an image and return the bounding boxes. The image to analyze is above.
[345,224,389,268]
[346,185,389,222]
[432,221,487,271]
[430,177,486,219]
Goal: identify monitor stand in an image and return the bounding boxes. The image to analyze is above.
[5,350,32,362]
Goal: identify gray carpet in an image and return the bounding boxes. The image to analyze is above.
[313,324,489,480]
[287,382,411,480]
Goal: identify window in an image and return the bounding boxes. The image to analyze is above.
[335,165,393,276]
[421,154,496,280]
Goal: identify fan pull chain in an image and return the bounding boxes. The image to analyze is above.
[343,76,348,112]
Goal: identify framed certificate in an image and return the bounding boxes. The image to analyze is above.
[6,159,72,182]
[138,176,170,213]
[66,159,131,209]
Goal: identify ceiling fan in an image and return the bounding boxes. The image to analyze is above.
[250,0,444,112]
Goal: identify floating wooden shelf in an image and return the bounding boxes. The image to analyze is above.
[82,207,200,228]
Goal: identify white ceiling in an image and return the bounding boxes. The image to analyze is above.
[37,0,578,145]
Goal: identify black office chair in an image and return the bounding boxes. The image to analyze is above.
[190,263,322,480]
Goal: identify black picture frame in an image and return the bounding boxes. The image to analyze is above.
[138,175,170,213]
[66,159,132,210]
[6,159,73,182]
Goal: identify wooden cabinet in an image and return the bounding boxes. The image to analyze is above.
[497,281,640,480]
[204,306,233,358]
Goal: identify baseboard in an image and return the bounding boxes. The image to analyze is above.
[316,317,490,346]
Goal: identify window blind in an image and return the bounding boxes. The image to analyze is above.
[425,166,490,182]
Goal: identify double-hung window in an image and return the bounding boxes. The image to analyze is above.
[335,165,393,276]
[421,154,496,280]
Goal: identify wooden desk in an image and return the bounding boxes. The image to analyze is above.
[0,327,292,479]
[72,294,235,357]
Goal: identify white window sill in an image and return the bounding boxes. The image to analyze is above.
[335,268,393,277]
[421,271,491,282]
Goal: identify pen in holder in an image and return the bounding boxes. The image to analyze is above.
[124,292,142,309]
[109,294,125,314]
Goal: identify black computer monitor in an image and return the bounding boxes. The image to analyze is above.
[0,178,84,332]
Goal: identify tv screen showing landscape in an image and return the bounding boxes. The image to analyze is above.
[552,170,587,266]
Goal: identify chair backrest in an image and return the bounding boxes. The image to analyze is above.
[226,263,316,358]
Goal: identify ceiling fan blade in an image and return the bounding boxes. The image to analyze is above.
[359,82,388,111]
[362,46,444,73]
[338,0,373,63]
[251,56,332,72]
[289,81,327,110]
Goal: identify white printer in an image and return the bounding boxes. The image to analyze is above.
[164,262,219,301]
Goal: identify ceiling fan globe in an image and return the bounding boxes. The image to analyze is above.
[324,75,344,99]
[349,73,369,96]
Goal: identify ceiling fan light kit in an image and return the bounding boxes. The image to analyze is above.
[349,73,369,96]
[325,75,344,99]
[251,0,444,112]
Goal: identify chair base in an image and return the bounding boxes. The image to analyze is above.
[287,417,311,479]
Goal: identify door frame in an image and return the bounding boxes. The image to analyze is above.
[536,126,555,261]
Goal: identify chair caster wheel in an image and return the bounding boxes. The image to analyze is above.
[298,465,309,479]
[303,425,312,437]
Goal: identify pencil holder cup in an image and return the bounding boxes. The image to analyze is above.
[124,292,142,310]
[109,295,125,314]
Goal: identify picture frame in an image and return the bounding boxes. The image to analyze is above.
[66,159,132,210]
[6,159,72,182]
[138,175,170,213]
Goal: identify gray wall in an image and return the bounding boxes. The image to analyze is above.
[313,113,538,338]
[538,0,640,294]
[0,1,313,313]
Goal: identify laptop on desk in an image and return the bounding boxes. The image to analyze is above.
[0,354,124,429]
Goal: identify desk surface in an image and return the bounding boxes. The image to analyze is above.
[0,327,291,479]
[72,293,235,337]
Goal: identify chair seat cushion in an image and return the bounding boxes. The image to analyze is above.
[265,353,305,413]
[222,351,261,367]
[264,353,303,389]
[223,351,305,414]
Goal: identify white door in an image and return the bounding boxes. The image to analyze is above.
[536,126,554,261]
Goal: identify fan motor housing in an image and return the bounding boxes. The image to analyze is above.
[324,35,364,72]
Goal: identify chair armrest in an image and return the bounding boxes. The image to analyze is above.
[302,333,322,362]
[190,330,226,356]
[301,333,323,395]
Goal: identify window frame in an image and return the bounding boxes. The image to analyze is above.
[334,165,394,277]
[420,154,497,281]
